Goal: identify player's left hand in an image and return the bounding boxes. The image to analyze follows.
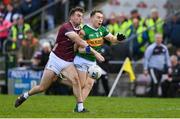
[117,33,126,41]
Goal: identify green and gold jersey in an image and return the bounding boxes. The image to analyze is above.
[77,24,109,61]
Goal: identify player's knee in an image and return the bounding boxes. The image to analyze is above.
[86,79,94,89]
[71,76,79,86]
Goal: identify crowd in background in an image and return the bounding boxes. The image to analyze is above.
[0,0,179,97]
[102,8,180,59]
[0,0,58,69]
[101,8,180,97]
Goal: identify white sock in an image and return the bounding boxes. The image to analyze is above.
[77,102,84,112]
[23,92,29,99]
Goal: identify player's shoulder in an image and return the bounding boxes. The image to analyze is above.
[82,24,89,29]
[100,25,108,30]
[82,24,91,34]
[58,22,74,33]
[61,22,72,29]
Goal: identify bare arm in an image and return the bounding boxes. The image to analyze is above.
[67,31,104,62]
[66,31,89,48]
[104,33,126,44]
[90,47,105,62]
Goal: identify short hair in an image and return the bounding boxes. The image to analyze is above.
[151,8,158,13]
[69,7,84,16]
[26,29,33,34]
[131,9,138,14]
[90,10,103,17]
[176,48,180,52]
[170,55,178,62]
[155,33,162,39]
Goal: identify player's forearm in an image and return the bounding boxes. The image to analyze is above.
[90,47,105,62]
[67,32,88,48]
[73,35,88,48]
[111,36,120,44]
[78,39,89,47]
[105,34,124,44]
[90,47,98,55]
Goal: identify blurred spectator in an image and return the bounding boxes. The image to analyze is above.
[144,33,171,97]
[18,29,39,66]
[136,1,147,8]
[12,13,19,25]
[128,9,145,28]
[73,0,85,8]
[118,13,129,35]
[31,41,51,70]
[126,18,149,60]
[4,3,17,23]
[163,1,173,9]
[164,14,180,47]
[18,0,41,16]
[2,0,11,6]
[31,51,41,70]
[11,0,21,10]
[0,2,5,13]
[10,14,31,49]
[145,8,164,43]
[0,12,12,52]
[18,0,41,34]
[109,0,120,6]
[161,55,180,97]
[176,48,180,64]
[107,13,119,35]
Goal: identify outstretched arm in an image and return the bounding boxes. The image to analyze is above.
[104,33,126,44]
[66,31,105,62]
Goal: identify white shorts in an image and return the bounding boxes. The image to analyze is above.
[73,55,96,72]
[46,52,73,75]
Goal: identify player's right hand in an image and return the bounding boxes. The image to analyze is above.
[94,52,105,62]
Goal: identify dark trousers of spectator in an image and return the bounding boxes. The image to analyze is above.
[148,68,164,97]
[92,74,110,96]
[161,80,180,97]
[0,37,7,53]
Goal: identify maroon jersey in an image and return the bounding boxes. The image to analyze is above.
[52,22,80,62]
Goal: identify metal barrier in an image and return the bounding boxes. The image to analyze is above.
[24,0,64,35]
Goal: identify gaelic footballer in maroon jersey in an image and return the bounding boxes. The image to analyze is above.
[14,7,90,112]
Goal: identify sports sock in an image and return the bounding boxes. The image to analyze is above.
[77,102,84,112]
[23,92,29,99]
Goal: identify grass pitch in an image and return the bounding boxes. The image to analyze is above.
[0,95,180,118]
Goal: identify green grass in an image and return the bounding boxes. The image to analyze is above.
[0,95,180,118]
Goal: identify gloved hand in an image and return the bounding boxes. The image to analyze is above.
[117,33,126,41]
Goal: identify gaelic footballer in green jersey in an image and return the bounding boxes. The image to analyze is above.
[77,24,109,61]
[73,10,126,108]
